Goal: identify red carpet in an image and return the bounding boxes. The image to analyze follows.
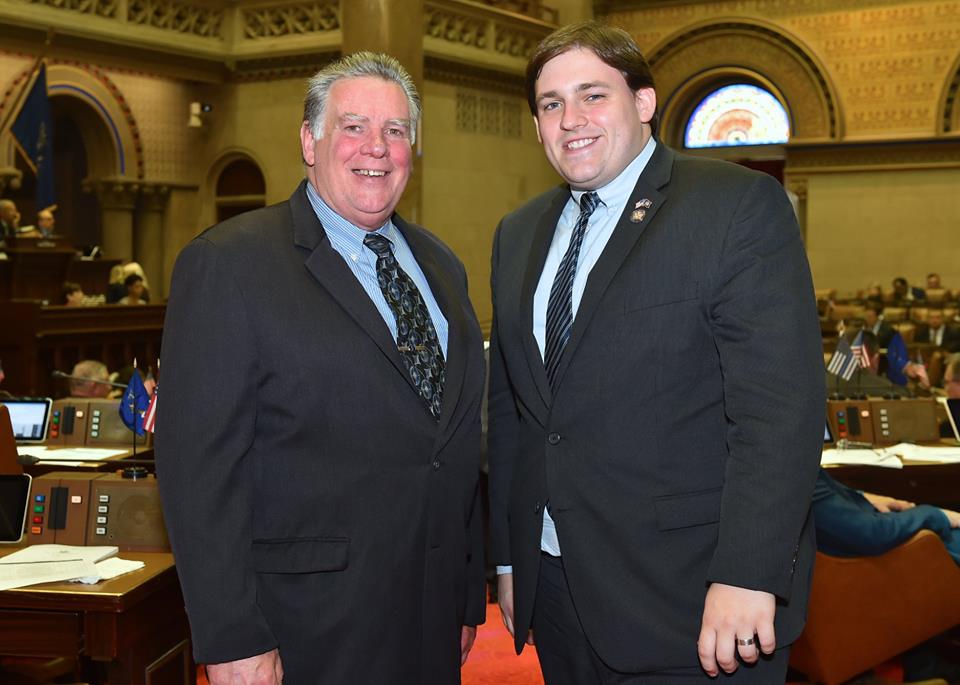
[462,604,543,685]
[195,604,541,685]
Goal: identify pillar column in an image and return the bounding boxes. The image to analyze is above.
[785,175,809,245]
[135,184,170,298]
[341,0,424,223]
[91,179,139,261]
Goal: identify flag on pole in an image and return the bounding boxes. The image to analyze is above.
[143,385,158,434]
[10,64,56,212]
[119,370,151,435]
[827,335,857,381]
[885,331,910,386]
[850,330,871,369]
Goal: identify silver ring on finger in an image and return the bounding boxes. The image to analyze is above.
[736,637,755,647]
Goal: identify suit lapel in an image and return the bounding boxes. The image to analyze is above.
[394,216,472,438]
[519,188,569,413]
[291,182,419,398]
[550,143,675,391]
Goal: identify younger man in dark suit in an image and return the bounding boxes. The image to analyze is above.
[488,20,824,685]
[158,52,485,685]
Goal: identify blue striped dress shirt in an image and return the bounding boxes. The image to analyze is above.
[304,182,449,358]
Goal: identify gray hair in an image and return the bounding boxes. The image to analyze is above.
[303,51,421,145]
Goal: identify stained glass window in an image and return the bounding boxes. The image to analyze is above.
[684,84,790,148]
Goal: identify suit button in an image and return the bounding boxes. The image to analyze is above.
[547,432,561,445]
[534,502,541,514]
[432,459,441,470]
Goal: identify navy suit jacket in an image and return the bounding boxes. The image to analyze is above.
[488,143,825,672]
[158,182,486,684]
[813,468,960,563]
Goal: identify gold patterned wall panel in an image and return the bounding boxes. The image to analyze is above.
[606,0,960,140]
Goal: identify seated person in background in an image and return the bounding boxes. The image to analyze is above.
[917,309,960,352]
[106,264,125,303]
[814,468,960,682]
[946,354,960,399]
[62,282,85,307]
[863,302,896,348]
[825,329,912,397]
[69,360,112,398]
[0,199,19,242]
[117,274,146,305]
[927,272,943,291]
[36,209,55,237]
[122,262,150,302]
[814,468,960,563]
[863,282,884,304]
[892,275,925,302]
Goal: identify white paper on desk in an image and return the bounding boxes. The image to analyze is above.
[17,446,130,462]
[0,559,99,591]
[73,557,146,584]
[821,448,903,468]
[0,544,118,565]
[877,443,960,463]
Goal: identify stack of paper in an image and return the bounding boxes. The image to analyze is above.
[821,448,903,468]
[876,443,960,463]
[0,544,143,591]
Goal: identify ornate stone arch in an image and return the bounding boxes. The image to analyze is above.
[0,61,144,180]
[937,51,960,135]
[646,19,841,146]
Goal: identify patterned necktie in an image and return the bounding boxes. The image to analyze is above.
[364,233,445,420]
[543,191,600,387]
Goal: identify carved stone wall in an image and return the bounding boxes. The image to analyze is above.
[606,0,960,140]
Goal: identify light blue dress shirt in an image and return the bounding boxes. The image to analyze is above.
[304,182,449,358]
[497,138,656,575]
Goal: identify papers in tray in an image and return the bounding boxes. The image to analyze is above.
[0,544,142,591]
[821,448,903,468]
[876,443,960,464]
[16,446,131,465]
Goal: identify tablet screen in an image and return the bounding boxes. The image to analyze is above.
[0,399,52,443]
[0,474,31,543]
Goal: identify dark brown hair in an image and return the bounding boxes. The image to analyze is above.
[525,21,658,134]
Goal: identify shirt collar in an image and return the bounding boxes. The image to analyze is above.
[570,137,657,211]
[304,181,394,250]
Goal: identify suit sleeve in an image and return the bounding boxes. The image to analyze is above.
[487,220,520,566]
[705,173,826,599]
[156,237,277,663]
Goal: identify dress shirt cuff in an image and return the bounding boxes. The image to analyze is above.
[496,565,513,575]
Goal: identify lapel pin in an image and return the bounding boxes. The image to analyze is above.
[636,198,652,209]
[630,208,646,223]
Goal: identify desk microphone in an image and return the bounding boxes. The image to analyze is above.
[51,370,127,389]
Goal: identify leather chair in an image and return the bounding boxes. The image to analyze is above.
[790,531,960,685]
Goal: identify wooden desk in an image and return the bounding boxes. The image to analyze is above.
[0,244,119,303]
[0,551,194,685]
[828,459,960,510]
[0,301,165,397]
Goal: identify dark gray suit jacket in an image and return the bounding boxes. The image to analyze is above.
[157,181,486,684]
[488,143,825,672]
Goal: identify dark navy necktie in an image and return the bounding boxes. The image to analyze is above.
[543,191,600,387]
[364,233,445,420]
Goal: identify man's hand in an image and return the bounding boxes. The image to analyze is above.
[206,649,283,685]
[905,362,930,388]
[461,625,477,666]
[698,584,776,676]
[863,492,915,512]
[941,508,960,528]
[497,573,534,645]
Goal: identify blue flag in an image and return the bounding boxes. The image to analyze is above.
[10,64,56,212]
[885,331,909,386]
[826,335,857,381]
[119,371,151,435]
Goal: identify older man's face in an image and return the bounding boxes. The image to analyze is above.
[300,77,413,231]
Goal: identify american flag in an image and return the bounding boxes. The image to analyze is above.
[850,330,871,369]
[827,335,858,380]
[143,386,158,433]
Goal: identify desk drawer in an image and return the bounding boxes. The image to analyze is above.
[0,609,81,656]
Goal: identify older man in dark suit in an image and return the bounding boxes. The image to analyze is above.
[157,52,485,685]
[487,22,824,684]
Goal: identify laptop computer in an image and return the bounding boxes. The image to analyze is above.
[0,398,53,443]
